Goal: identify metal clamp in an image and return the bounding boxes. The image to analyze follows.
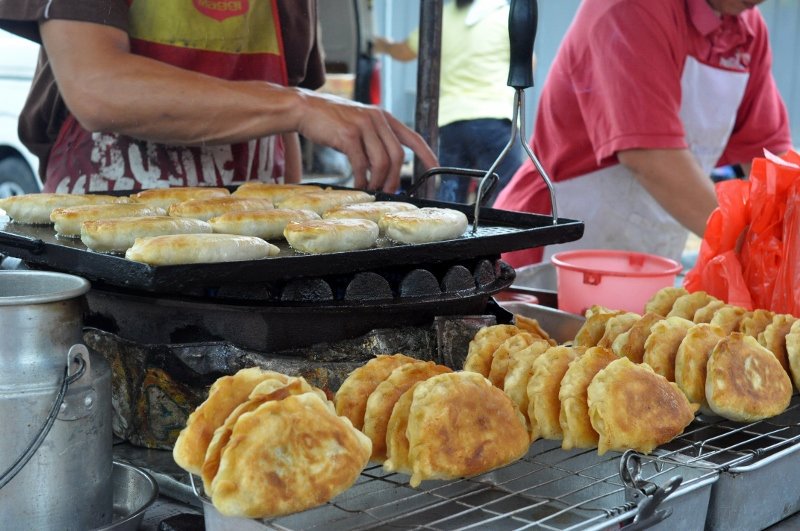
[0,344,88,489]
[619,450,682,531]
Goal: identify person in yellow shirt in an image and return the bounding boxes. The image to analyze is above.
[375,0,522,204]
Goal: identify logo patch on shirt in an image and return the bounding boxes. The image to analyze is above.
[193,0,249,22]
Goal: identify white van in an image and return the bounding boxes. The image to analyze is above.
[0,30,41,197]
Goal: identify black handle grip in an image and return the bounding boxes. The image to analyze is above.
[507,0,538,89]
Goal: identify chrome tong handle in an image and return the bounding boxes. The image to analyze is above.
[619,450,683,530]
[474,0,558,233]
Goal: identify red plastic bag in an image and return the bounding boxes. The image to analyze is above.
[684,150,800,314]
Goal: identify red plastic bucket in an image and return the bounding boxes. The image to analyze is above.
[551,250,682,315]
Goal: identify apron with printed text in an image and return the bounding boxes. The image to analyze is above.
[542,57,750,264]
[44,0,288,193]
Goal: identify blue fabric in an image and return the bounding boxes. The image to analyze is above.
[435,118,521,205]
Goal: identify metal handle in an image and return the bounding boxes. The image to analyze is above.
[0,344,88,489]
[619,450,683,531]
[405,167,499,208]
[507,0,538,89]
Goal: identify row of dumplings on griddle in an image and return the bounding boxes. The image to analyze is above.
[0,183,468,263]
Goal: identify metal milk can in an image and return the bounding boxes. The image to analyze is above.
[0,271,113,530]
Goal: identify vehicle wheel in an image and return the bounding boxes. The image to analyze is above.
[0,156,39,198]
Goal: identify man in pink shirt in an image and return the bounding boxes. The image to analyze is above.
[495,0,792,268]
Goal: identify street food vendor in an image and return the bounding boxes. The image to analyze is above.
[494,0,793,267]
[0,0,437,194]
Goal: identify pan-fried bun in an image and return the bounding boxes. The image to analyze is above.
[574,307,624,347]
[611,312,665,363]
[130,186,230,210]
[674,324,726,413]
[208,209,320,240]
[710,305,748,334]
[334,353,417,430]
[383,383,419,476]
[81,215,212,253]
[667,291,719,320]
[232,182,322,203]
[51,203,166,237]
[597,312,641,348]
[513,314,556,345]
[487,332,541,387]
[642,316,694,381]
[405,372,529,487]
[168,197,274,221]
[693,300,727,324]
[785,321,800,389]
[758,314,797,374]
[739,309,776,338]
[210,393,371,518]
[362,361,451,461]
[284,218,379,254]
[173,367,289,475]
[323,201,418,227]
[275,189,374,215]
[0,193,129,225]
[125,233,279,265]
[559,346,618,450]
[463,324,520,376]
[502,341,552,435]
[379,207,468,244]
[588,357,697,455]
[644,286,687,316]
[527,346,583,441]
[706,333,792,422]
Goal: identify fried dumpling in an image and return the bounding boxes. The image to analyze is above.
[527,346,583,441]
[487,332,543,387]
[597,312,641,348]
[334,353,417,430]
[674,323,726,414]
[383,383,419,476]
[644,286,688,316]
[739,309,776,338]
[232,182,322,203]
[513,314,556,345]
[405,372,529,487]
[362,361,451,461]
[693,300,727,324]
[709,305,748,334]
[642,316,695,381]
[706,333,792,422]
[502,341,552,435]
[667,291,719,320]
[611,312,665,363]
[463,324,520,376]
[758,313,797,374]
[588,357,698,455]
[210,392,371,518]
[173,367,288,475]
[559,347,618,450]
[785,321,800,389]
[574,308,624,348]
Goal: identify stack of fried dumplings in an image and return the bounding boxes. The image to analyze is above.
[334,354,529,487]
[172,367,371,519]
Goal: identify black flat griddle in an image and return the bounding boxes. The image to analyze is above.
[0,192,583,293]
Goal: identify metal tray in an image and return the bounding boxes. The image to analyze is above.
[0,193,583,293]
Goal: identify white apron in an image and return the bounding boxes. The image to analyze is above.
[543,56,750,264]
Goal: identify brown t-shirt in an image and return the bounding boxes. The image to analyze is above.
[0,0,325,181]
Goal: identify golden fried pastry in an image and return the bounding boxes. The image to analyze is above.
[644,286,688,316]
[706,333,792,422]
[210,393,371,518]
[275,189,374,215]
[80,215,213,253]
[201,377,324,489]
[383,383,419,476]
[334,353,417,430]
[693,300,727,324]
[405,372,529,487]
[758,314,797,374]
[167,197,274,221]
[739,309,776,338]
[131,186,230,210]
[0,193,129,225]
[574,309,624,348]
[232,182,322,203]
[588,357,698,455]
[284,218,379,254]
[611,312,665,363]
[584,305,618,319]
[50,203,165,237]
[502,341,552,435]
[527,346,583,441]
[362,361,452,461]
[488,332,543,387]
[125,233,279,265]
[380,207,469,244]
[463,324,520,376]
[597,312,641,348]
[173,367,288,474]
[786,321,800,388]
[208,208,320,240]
[642,316,695,381]
[667,291,719,320]
[559,347,618,450]
[674,324,726,413]
[710,305,748,334]
[513,314,557,345]
[323,201,418,228]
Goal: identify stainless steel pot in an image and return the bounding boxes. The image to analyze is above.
[0,271,113,530]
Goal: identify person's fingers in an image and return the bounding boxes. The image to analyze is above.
[368,110,406,192]
[385,113,439,170]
